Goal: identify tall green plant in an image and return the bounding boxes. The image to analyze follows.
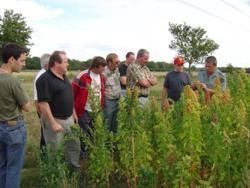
[144,97,176,187]
[84,87,114,188]
[117,89,152,188]
[174,86,203,187]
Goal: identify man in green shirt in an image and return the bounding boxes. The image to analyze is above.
[0,43,30,188]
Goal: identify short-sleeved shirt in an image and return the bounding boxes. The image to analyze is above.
[119,63,128,89]
[84,70,102,112]
[197,69,226,90]
[0,73,28,121]
[103,67,121,100]
[36,70,73,118]
[33,68,46,100]
[163,71,191,101]
[127,62,153,96]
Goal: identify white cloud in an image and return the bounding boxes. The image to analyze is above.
[1,0,250,67]
[0,0,63,21]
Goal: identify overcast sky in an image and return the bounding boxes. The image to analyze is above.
[1,0,250,67]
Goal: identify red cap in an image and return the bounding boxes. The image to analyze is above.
[174,56,185,65]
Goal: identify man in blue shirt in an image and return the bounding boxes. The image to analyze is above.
[161,56,191,110]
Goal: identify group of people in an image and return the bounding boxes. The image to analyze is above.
[0,43,226,188]
[161,56,226,109]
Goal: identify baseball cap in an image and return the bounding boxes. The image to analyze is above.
[174,56,185,65]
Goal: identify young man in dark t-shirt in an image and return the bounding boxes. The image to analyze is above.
[119,52,135,96]
[161,56,191,110]
[36,51,80,170]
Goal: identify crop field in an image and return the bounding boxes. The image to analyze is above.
[17,70,249,188]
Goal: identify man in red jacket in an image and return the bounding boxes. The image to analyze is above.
[72,56,106,157]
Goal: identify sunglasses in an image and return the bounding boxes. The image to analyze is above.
[176,64,184,66]
[113,61,120,65]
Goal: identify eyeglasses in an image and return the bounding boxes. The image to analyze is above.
[113,61,120,65]
[176,64,184,66]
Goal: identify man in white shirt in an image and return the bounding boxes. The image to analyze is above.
[72,56,106,158]
[33,53,50,151]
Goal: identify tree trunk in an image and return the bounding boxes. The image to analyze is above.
[188,62,192,77]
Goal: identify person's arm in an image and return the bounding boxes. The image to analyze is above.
[120,76,127,86]
[220,73,227,91]
[148,74,157,86]
[21,101,30,112]
[138,76,157,87]
[161,87,170,111]
[13,78,30,112]
[39,102,64,132]
[138,79,152,88]
[72,107,78,124]
[119,65,127,86]
[34,101,40,114]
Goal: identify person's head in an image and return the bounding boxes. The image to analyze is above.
[1,43,27,72]
[106,53,120,71]
[136,49,149,65]
[205,56,217,75]
[173,56,185,72]
[90,56,107,74]
[40,53,50,70]
[125,52,135,65]
[49,51,68,75]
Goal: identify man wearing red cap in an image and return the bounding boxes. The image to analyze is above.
[161,56,191,110]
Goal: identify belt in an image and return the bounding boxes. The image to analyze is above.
[55,116,71,120]
[138,95,148,98]
[107,98,120,100]
[0,116,24,126]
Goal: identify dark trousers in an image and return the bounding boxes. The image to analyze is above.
[78,110,93,153]
[37,113,46,151]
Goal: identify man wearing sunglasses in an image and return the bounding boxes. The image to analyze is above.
[161,56,191,110]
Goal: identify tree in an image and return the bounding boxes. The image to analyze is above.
[0,9,32,51]
[169,22,219,73]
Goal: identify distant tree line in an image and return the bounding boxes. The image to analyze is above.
[24,56,174,71]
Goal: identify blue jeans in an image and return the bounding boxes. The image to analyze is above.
[104,99,119,133]
[0,120,26,188]
[121,89,126,97]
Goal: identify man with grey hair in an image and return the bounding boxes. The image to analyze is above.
[127,49,157,106]
[33,53,50,151]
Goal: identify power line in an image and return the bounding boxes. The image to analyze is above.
[220,0,250,19]
[175,0,250,33]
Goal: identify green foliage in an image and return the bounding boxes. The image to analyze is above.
[169,22,219,71]
[144,98,176,187]
[25,57,40,70]
[39,145,70,188]
[147,61,172,72]
[83,87,114,187]
[117,90,152,188]
[21,71,250,187]
[0,9,32,51]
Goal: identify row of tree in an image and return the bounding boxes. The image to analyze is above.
[24,56,174,71]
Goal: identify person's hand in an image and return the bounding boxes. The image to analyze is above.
[162,100,170,111]
[200,83,208,90]
[51,122,64,132]
[73,113,78,124]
